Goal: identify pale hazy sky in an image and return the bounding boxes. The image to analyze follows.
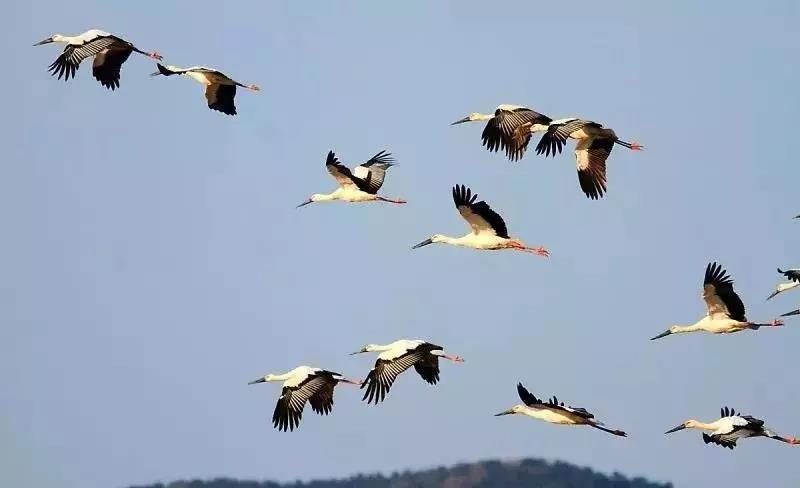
[3,2,800,487]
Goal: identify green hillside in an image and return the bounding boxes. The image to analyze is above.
[130,458,671,488]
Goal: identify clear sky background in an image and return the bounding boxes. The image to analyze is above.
[3,1,800,487]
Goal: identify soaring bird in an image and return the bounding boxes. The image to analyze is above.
[248,366,360,432]
[350,340,463,404]
[297,150,406,207]
[34,29,162,90]
[151,63,259,115]
[651,262,783,340]
[495,383,627,437]
[512,118,642,199]
[665,406,798,449]
[767,268,800,301]
[452,105,552,161]
[411,185,549,256]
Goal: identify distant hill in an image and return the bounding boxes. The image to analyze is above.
[129,458,672,488]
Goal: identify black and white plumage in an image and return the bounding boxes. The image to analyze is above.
[150,63,260,115]
[651,262,783,340]
[452,105,553,161]
[665,407,798,449]
[350,339,463,404]
[494,383,627,437]
[411,185,549,256]
[248,366,360,432]
[34,29,162,90]
[513,118,643,199]
[297,150,405,206]
[768,268,800,301]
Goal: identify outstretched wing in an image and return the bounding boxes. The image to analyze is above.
[352,150,395,194]
[536,119,597,157]
[49,35,121,81]
[91,46,132,90]
[482,107,551,161]
[452,185,509,238]
[325,151,362,190]
[360,351,429,404]
[779,268,800,283]
[205,83,237,115]
[703,262,746,321]
[272,375,333,432]
[413,355,440,385]
[575,136,613,200]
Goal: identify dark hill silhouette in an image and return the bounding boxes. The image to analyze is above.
[129,458,671,488]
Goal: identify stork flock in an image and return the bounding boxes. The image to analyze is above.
[35,28,800,452]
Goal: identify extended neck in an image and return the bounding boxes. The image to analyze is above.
[689,421,718,431]
[366,344,393,352]
[672,322,704,334]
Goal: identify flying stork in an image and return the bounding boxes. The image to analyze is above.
[248,366,360,432]
[151,63,260,115]
[34,29,162,90]
[665,406,798,449]
[513,118,643,199]
[767,267,800,301]
[495,383,627,437]
[650,262,783,340]
[411,185,549,256]
[350,340,464,404]
[297,150,406,207]
[451,105,552,161]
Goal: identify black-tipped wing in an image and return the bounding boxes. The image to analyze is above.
[272,374,335,432]
[48,35,120,81]
[575,136,613,200]
[779,268,800,283]
[361,343,440,404]
[308,381,337,415]
[352,150,395,194]
[91,46,132,90]
[703,432,737,449]
[325,151,362,190]
[482,108,551,161]
[516,383,593,419]
[452,185,509,238]
[536,119,597,157]
[413,355,440,385]
[206,83,237,115]
[703,262,746,321]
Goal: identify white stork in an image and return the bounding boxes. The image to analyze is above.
[495,383,627,437]
[34,29,162,90]
[350,340,463,404]
[513,118,643,199]
[665,406,798,449]
[767,268,800,300]
[150,63,260,115]
[650,262,783,340]
[451,105,552,161]
[411,185,549,256]
[248,366,360,432]
[297,150,406,207]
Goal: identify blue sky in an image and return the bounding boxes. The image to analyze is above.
[3,1,800,487]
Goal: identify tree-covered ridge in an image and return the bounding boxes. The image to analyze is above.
[130,458,671,488]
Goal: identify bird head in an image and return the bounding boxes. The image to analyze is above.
[665,420,698,434]
[33,34,62,46]
[349,344,376,355]
[451,113,483,125]
[494,405,525,416]
[247,374,277,385]
[411,234,444,249]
